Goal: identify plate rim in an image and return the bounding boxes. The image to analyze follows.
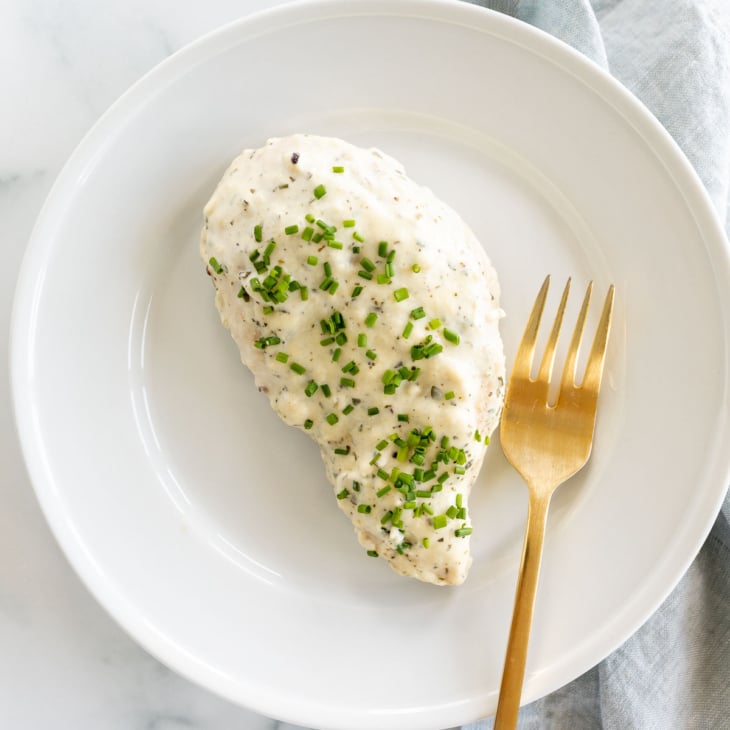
[10,0,730,727]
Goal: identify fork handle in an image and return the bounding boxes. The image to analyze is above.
[494,490,552,730]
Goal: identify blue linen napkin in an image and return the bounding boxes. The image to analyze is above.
[463,1,730,728]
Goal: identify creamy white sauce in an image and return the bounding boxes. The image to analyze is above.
[201,134,504,585]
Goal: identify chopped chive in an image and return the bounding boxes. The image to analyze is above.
[264,240,276,257]
[342,404,355,415]
[285,224,299,235]
[328,240,344,250]
[332,347,342,362]
[275,352,289,363]
[402,322,414,338]
[384,262,394,278]
[352,481,361,492]
[360,257,376,272]
[290,362,306,375]
[314,184,327,199]
[364,313,378,327]
[422,537,430,548]
[455,527,473,537]
[254,225,263,242]
[367,549,378,557]
[323,261,332,276]
[475,430,482,442]
[433,515,448,530]
[312,232,324,243]
[307,255,318,266]
[352,246,361,253]
[378,241,388,257]
[208,257,224,274]
[321,384,332,397]
[428,318,442,330]
[262,305,274,315]
[335,331,347,345]
[444,391,455,400]
[358,270,373,280]
[377,468,389,480]
[304,380,318,397]
[365,349,377,360]
[357,504,371,514]
[357,333,367,347]
[340,377,356,388]
[326,413,339,425]
[343,219,355,227]
[376,439,388,451]
[376,486,391,498]
[443,328,460,344]
[376,273,391,285]
[334,445,350,455]
[353,231,365,242]
[367,407,380,416]
[411,307,426,320]
[397,414,409,422]
[301,226,314,241]
[351,285,364,297]
[412,263,421,273]
[305,213,316,223]
[393,287,409,302]
[456,493,463,508]
[336,488,349,500]
[303,419,314,430]
[454,465,466,475]
[332,165,345,173]
[319,276,334,291]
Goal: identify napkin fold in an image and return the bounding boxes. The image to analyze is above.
[464,1,730,728]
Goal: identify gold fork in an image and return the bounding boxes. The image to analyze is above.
[494,276,615,729]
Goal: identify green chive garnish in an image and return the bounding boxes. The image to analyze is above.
[443,328,460,344]
[411,307,426,320]
[340,377,356,388]
[412,263,421,273]
[336,488,349,500]
[275,352,289,363]
[367,407,380,416]
[304,380,318,397]
[376,486,391,498]
[343,219,355,227]
[393,287,409,302]
[402,322,413,338]
[367,550,378,557]
[360,257,375,272]
[332,165,345,173]
[254,225,263,242]
[321,384,332,397]
[445,391,455,400]
[304,419,314,430]
[290,362,306,375]
[302,226,314,241]
[314,184,327,199]
[353,231,365,243]
[357,333,367,347]
[422,537,430,548]
[357,504,371,514]
[208,257,224,274]
[305,213,316,223]
[343,404,355,415]
[364,313,378,327]
[433,515,448,529]
[307,255,318,265]
[428,318,441,330]
[378,241,388,257]
[351,285,363,297]
[285,224,299,235]
[365,349,377,360]
[455,527,473,537]
[332,347,342,362]
[397,414,409,422]
[326,413,339,425]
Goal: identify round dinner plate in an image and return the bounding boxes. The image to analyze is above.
[11,1,730,728]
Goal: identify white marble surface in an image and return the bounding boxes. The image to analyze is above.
[1,1,317,728]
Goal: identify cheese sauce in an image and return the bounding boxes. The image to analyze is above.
[201,134,504,585]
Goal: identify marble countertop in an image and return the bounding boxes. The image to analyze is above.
[1,1,311,728]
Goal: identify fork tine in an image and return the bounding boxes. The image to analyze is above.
[537,278,571,383]
[511,275,551,380]
[560,282,593,389]
[582,284,615,393]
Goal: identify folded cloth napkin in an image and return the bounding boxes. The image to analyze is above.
[463,1,730,728]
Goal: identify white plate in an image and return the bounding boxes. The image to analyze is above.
[11,1,730,728]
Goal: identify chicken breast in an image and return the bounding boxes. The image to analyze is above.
[200,134,504,585]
